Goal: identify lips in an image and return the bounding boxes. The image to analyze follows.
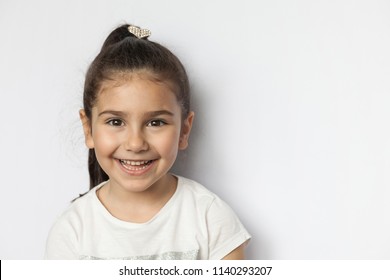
[118,159,154,172]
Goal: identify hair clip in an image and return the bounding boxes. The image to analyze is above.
[128,25,151,39]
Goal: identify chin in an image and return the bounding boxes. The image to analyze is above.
[118,176,164,193]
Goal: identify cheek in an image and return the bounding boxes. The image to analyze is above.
[92,129,120,154]
[151,130,181,156]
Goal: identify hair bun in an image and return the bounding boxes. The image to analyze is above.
[100,24,136,51]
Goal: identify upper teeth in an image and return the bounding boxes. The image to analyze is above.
[120,160,150,166]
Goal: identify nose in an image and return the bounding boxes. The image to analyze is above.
[124,129,149,152]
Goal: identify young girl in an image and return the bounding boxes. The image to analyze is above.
[45,24,251,260]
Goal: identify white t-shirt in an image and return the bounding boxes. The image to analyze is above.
[45,176,251,260]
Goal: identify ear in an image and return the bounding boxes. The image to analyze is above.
[79,109,95,149]
[179,111,194,150]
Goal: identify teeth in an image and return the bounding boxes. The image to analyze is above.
[119,159,153,171]
[120,160,151,166]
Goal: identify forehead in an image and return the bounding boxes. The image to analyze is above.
[94,73,180,113]
[100,70,178,94]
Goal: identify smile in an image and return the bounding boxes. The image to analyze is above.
[118,159,154,171]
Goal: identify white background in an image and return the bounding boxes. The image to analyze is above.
[1,0,389,259]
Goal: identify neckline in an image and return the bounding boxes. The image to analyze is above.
[92,175,182,228]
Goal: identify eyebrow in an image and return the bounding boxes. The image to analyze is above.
[98,110,175,118]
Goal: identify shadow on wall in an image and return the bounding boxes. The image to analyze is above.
[171,85,266,260]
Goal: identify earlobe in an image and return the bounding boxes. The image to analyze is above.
[79,109,95,149]
[179,111,195,150]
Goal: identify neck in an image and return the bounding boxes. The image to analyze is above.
[97,174,177,223]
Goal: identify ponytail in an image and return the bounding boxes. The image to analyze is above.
[88,149,108,189]
[100,24,134,50]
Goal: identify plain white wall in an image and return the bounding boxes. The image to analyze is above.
[1,0,390,259]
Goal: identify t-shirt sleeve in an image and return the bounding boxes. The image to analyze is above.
[44,216,79,260]
[206,196,251,260]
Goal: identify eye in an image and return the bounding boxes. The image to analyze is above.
[147,120,166,127]
[107,119,124,127]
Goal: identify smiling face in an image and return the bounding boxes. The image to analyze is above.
[80,72,193,194]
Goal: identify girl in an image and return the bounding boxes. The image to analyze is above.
[45,24,251,260]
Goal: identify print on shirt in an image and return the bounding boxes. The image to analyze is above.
[80,249,199,260]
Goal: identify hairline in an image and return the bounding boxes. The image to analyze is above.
[92,69,187,119]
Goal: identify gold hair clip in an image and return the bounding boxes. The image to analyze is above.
[128,25,151,39]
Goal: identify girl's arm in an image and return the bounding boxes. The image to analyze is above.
[222,243,246,260]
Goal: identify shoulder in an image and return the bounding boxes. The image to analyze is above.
[45,183,104,259]
[176,176,251,260]
[177,176,218,201]
[175,176,245,229]
[56,186,99,225]
[175,176,225,212]
[176,176,235,214]
[46,186,97,238]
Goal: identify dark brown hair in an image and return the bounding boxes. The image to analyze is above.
[82,24,190,189]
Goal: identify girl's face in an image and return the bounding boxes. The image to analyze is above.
[80,73,193,194]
